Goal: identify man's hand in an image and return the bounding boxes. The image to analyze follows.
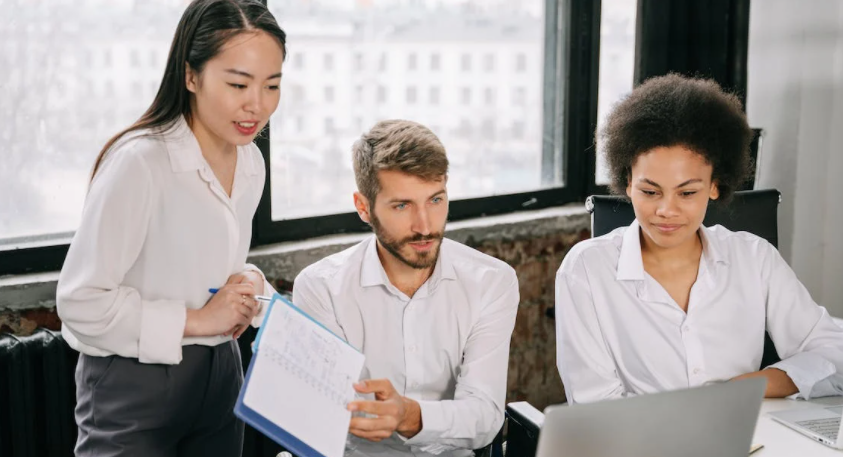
[347,379,422,442]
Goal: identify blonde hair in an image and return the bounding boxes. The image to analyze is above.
[352,120,449,204]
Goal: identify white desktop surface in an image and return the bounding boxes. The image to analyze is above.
[754,397,843,456]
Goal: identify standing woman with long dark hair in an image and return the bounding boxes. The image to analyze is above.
[56,1,286,455]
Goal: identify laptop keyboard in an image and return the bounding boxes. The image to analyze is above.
[797,417,840,441]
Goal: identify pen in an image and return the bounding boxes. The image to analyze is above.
[208,288,273,302]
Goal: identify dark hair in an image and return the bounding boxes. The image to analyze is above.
[352,120,449,205]
[599,73,752,203]
[91,0,286,179]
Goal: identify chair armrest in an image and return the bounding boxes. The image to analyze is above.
[505,402,545,457]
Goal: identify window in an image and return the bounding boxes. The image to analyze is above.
[512,87,526,106]
[595,0,637,185]
[256,0,603,243]
[429,86,440,105]
[461,53,472,72]
[461,87,472,105]
[3,0,607,274]
[512,121,525,140]
[516,53,527,72]
[430,53,440,71]
[1,0,188,273]
[481,118,496,139]
[292,85,305,103]
[458,118,473,137]
[484,53,495,72]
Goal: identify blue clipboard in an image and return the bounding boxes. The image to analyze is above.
[233,292,360,457]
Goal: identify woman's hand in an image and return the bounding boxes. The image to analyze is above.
[184,283,258,337]
[230,271,265,295]
[223,272,265,338]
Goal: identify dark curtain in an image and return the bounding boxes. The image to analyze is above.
[634,0,751,107]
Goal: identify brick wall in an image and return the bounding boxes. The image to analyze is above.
[469,228,589,410]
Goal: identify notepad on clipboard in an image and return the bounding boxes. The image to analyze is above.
[234,293,365,457]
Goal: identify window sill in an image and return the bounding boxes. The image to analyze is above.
[0,204,589,312]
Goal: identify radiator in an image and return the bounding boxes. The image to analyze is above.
[0,327,285,457]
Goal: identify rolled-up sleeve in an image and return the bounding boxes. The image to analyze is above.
[404,272,519,454]
[57,148,186,365]
[243,263,277,327]
[762,242,843,398]
[555,254,629,404]
[292,268,344,338]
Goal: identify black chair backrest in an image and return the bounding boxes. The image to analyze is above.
[586,189,781,248]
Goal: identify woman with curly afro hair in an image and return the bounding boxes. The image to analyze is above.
[554,74,843,405]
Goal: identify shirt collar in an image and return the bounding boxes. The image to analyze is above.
[359,236,457,292]
[162,115,260,176]
[698,224,729,266]
[361,237,390,288]
[617,219,646,281]
[616,220,730,282]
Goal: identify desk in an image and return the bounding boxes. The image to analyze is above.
[754,397,843,456]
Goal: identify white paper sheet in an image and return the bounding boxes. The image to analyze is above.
[243,300,365,457]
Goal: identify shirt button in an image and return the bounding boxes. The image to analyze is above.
[693,368,701,375]
[683,325,690,332]
[409,345,417,352]
[412,382,419,388]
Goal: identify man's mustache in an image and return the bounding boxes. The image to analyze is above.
[399,232,444,244]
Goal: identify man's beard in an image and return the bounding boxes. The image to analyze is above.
[370,212,444,270]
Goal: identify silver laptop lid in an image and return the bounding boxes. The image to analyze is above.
[537,378,767,457]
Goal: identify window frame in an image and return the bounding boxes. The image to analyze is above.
[0,0,603,276]
[251,0,603,245]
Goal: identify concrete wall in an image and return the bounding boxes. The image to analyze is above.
[747,0,843,316]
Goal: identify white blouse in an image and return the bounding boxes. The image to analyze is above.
[57,116,274,365]
[555,220,843,404]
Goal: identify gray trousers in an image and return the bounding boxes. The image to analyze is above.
[74,341,244,457]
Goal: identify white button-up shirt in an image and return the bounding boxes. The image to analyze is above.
[57,116,274,365]
[293,237,519,456]
[555,219,843,404]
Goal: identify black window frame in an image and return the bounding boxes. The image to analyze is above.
[0,0,603,276]
[251,0,603,244]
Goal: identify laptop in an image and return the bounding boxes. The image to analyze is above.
[536,378,767,457]
[768,403,843,449]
